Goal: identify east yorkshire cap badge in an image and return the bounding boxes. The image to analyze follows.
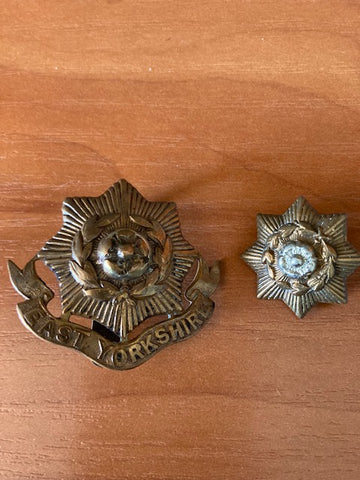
[8,180,219,369]
[242,196,360,318]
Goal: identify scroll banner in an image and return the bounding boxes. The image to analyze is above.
[18,293,214,370]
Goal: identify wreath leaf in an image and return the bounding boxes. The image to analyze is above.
[278,224,297,238]
[69,260,99,289]
[100,280,120,294]
[131,268,162,297]
[148,220,166,246]
[96,213,120,228]
[307,272,326,291]
[154,246,164,266]
[162,237,172,262]
[290,280,309,296]
[130,215,167,248]
[322,242,337,260]
[132,284,162,298]
[267,265,275,280]
[82,217,101,243]
[261,250,274,264]
[325,260,335,280]
[84,288,114,300]
[83,260,98,278]
[129,278,147,295]
[72,231,84,264]
[82,242,93,261]
[147,267,160,285]
[130,214,153,229]
[158,238,172,281]
[268,234,280,249]
[72,230,93,265]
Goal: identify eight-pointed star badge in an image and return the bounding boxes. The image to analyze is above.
[242,197,360,318]
[8,180,219,369]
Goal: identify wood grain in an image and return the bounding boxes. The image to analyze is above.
[1,1,360,479]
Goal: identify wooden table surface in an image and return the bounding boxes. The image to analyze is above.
[1,2,360,479]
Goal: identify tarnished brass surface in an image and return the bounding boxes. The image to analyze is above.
[8,180,219,369]
[242,197,360,318]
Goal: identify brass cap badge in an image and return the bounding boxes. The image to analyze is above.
[8,180,219,369]
[242,197,360,318]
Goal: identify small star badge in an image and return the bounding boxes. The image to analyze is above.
[242,197,360,318]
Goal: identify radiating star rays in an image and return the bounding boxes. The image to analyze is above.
[39,179,197,339]
[243,197,360,318]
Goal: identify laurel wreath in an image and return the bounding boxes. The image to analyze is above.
[261,222,337,295]
[69,213,172,303]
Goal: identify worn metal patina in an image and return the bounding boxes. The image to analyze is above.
[242,197,360,318]
[8,180,219,369]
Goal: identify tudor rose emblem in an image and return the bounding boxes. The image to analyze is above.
[8,180,219,369]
